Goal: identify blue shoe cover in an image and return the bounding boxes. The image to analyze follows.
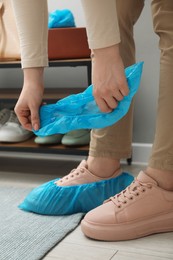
[48,9,76,29]
[18,172,134,215]
[34,62,143,136]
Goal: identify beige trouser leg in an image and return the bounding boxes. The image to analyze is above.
[11,0,48,68]
[89,0,144,159]
[149,0,173,171]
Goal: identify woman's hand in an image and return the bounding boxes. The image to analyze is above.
[14,68,44,131]
[92,44,129,113]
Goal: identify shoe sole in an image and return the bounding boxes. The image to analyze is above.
[81,211,173,241]
[0,133,33,143]
[61,135,90,146]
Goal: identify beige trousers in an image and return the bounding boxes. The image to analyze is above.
[12,0,173,171]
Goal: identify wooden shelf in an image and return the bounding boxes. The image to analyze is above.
[0,136,89,156]
[0,58,91,68]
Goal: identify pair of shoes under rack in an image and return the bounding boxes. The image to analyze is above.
[34,129,90,146]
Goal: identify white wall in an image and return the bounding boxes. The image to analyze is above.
[133,2,160,143]
[0,1,160,144]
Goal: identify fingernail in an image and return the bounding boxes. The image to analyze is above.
[33,124,39,131]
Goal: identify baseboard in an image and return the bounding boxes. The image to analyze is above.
[128,143,152,166]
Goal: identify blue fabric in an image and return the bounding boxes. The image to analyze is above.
[48,9,76,28]
[34,62,143,136]
[19,172,134,216]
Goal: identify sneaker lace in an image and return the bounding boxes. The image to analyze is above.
[105,178,153,208]
[7,111,19,124]
[0,109,8,124]
[58,167,85,183]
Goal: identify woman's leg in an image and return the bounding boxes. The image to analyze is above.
[81,1,173,242]
[146,0,173,191]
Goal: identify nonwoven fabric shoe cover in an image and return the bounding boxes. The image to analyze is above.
[18,172,134,216]
[48,9,76,28]
[34,62,143,137]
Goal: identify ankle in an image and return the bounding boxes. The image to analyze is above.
[146,167,173,191]
[87,156,120,178]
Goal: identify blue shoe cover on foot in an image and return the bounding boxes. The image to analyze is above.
[34,62,143,136]
[18,172,134,215]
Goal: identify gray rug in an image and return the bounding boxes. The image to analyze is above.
[0,187,83,260]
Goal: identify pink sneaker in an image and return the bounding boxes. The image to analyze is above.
[81,171,173,241]
[55,160,121,186]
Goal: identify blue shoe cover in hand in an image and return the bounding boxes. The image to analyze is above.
[18,173,134,215]
[34,62,143,136]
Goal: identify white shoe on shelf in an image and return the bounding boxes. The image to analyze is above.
[0,110,33,142]
[0,108,11,128]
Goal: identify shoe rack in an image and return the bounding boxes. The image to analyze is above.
[0,59,91,157]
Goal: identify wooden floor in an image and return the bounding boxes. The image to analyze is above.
[1,159,173,260]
